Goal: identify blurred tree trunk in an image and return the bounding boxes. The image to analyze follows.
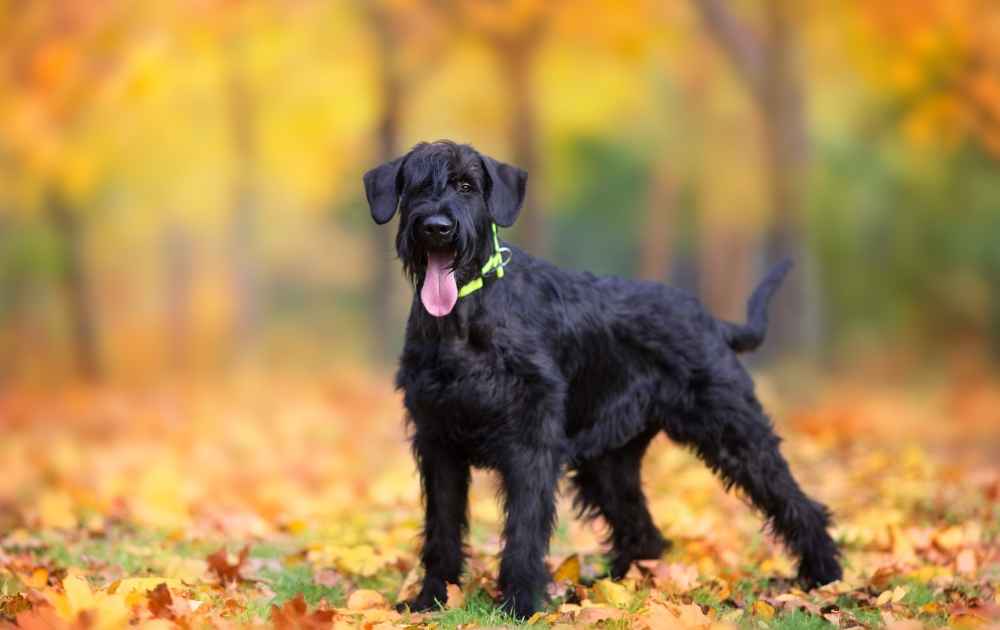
[495,37,546,257]
[639,162,678,282]
[367,3,404,364]
[690,0,815,354]
[162,221,194,373]
[225,44,261,358]
[47,191,102,382]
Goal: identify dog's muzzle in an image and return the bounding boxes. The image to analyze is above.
[419,214,455,249]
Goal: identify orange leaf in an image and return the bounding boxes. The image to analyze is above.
[346,589,386,611]
[270,594,335,630]
[445,583,464,609]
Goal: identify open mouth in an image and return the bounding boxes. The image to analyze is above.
[421,249,458,317]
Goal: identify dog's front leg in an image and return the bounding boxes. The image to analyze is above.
[401,438,470,613]
[497,445,562,619]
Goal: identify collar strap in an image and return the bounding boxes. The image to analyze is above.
[458,223,509,298]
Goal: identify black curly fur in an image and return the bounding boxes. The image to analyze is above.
[362,140,842,619]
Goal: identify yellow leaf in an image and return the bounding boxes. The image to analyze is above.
[752,600,775,620]
[111,577,183,597]
[347,589,386,610]
[39,491,77,530]
[949,612,987,629]
[28,568,49,588]
[445,583,464,609]
[552,554,581,583]
[934,526,964,551]
[63,575,95,618]
[675,602,712,627]
[526,611,547,625]
[592,579,632,608]
[93,593,129,630]
[876,589,894,606]
[163,557,208,582]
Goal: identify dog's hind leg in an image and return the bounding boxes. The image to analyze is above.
[665,368,842,587]
[571,425,670,579]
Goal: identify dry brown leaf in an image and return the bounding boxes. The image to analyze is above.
[146,583,173,620]
[206,546,249,584]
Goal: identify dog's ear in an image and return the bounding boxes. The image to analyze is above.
[479,154,527,227]
[363,157,404,224]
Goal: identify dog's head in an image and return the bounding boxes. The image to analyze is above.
[363,140,527,318]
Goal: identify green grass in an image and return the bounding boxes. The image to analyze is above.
[901,580,936,609]
[263,564,345,608]
[431,591,532,629]
[766,609,835,630]
[833,595,883,629]
[241,564,346,621]
[690,587,725,612]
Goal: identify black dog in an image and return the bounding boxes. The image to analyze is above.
[363,140,841,618]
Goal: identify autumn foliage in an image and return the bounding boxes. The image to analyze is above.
[1,365,999,628]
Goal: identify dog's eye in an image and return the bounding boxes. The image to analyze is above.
[455,180,472,193]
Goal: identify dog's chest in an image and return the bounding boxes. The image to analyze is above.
[399,338,528,464]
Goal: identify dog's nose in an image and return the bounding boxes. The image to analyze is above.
[420,214,455,241]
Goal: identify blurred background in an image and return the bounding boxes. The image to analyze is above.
[2,0,998,385]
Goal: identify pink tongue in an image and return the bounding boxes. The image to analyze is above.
[421,252,458,317]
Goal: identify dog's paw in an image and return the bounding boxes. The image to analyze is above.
[797,555,843,589]
[396,584,447,613]
[499,590,538,621]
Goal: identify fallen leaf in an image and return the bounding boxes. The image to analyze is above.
[111,578,183,597]
[956,549,977,575]
[752,600,775,619]
[592,579,632,608]
[146,583,173,620]
[346,589,385,610]
[552,555,581,583]
[675,603,712,628]
[444,583,464,609]
[206,546,248,584]
[575,606,623,625]
[271,594,335,630]
[38,492,76,530]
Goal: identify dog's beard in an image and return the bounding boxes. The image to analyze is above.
[397,212,489,318]
[421,250,458,317]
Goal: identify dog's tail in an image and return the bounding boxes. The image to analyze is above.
[720,258,793,353]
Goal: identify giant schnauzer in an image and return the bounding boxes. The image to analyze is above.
[363,140,841,619]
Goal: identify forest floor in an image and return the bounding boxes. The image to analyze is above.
[1,365,998,629]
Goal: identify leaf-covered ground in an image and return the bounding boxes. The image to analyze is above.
[1,368,998,629]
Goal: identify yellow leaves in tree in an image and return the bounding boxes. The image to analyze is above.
[30,38,80,95]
